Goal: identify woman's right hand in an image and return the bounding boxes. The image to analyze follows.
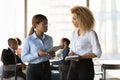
[68,51,81,61]
[68,51,75,56]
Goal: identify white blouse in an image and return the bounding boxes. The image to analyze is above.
[70,29,102,58]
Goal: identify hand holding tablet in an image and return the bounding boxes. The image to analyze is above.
[65,55,80,60]
[48,46,63,52]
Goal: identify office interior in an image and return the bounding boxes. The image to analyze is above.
[0,0,120,80]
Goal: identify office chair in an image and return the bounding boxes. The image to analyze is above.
[1,64,17,80]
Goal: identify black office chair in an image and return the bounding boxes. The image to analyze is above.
[1,64,17,80]
[100,64,120,80]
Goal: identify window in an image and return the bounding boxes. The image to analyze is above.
[27,0,86,45]
[90,0,120,55]
[0,0,119,57]
[0,0,24,52]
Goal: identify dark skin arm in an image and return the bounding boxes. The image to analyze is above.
[38,50,55,57]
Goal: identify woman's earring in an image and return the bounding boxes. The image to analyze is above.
[34,28,36,31]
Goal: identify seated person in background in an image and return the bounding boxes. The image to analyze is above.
[52,38,71,80]
[1,38,26,80]
[15,37,22,58]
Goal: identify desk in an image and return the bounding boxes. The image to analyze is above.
[95,60,120,80]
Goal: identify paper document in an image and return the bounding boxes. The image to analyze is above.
[48,46,63,52]
[65,55,80,60]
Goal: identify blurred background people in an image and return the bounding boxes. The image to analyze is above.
[15,37,22,58]
[1,38,26,80]
[52,38,70,80]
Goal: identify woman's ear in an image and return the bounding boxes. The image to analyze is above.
[35,24,39,29]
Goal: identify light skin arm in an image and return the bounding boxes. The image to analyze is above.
[68,51,97,61]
